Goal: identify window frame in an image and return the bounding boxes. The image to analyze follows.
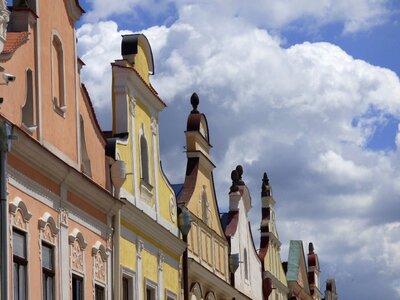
[72,274,84,300]
[41,242,55,300]
[12,228,28,300]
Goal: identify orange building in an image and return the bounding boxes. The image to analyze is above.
[0,0,122,299]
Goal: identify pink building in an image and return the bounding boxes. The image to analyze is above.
[0,0,122,299]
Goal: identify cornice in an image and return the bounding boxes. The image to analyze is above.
[121,200,186,257]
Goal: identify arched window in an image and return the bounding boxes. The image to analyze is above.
[51,33,65,114]
[140,134,149,184]
[244,248,248,280]
[22,68,36,130]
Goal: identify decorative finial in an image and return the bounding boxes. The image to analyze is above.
[230,170,239,193]
[236,165,244,185]
[190,92,199,114]
[261,172,270,197]
[308,242,314,254]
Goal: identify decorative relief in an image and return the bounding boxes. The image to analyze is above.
[137,240,144,258]
[14,210,26,230]
[72,240,84,272]
[38,213,59,244]
[94,252,106,282]
[43,224,55,243]
[151,117,158,135]
[59,208,69,227]
[106,227,113,251]
[9,197,32,230]
[129,97,136,116]
[0,0,9,53]
[169,194,176,222]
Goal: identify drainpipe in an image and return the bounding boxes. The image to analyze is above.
[0,121,13,300]
[110,159,126,300]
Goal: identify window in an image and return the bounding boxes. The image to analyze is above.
[145,280,157,300]
[140,134,149,184]
[122,274,134,300]
[42,243,54,300]
[95,285,104,300]
[13,229,27,300]
[51,34,65,114]
[72,275,83,300]
[146,286,155,300]
[243,248,248,280]
[22,69,36,130]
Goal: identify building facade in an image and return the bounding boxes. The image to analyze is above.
[107,33,185,300]
[222,165,263,300]
[175,94,250,300]
[258,173,289,300]
[0,0,122,299]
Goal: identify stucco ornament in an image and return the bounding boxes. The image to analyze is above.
[72,240,84,272]
[0,0,9,54]
[94,252,106,282]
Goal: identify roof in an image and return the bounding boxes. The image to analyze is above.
[287,240,306,281]
[1,32,30,55]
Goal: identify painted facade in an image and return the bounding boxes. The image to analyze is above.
[175,95,250,300]
[258,173,289,300]
[222,165,263,300]
[0,0,122,299]
[107,33,185,300]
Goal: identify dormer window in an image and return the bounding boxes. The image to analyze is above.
[51,33,66,116]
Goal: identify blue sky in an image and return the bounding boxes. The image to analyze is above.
[75,1,400,299]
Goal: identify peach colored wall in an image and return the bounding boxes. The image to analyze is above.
[8,153,60,195]
[7,185,60,300]
[68,192,107,224]
[78,88,107,187]
[68,218,109,300]
[0,26,38,140]
[40,0,78,163]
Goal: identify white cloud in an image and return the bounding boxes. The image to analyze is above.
[77,1,400,297]
[82,0,392,34]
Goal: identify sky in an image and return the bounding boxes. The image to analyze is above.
[75,1,400,299]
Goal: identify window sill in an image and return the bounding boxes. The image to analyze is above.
[140,179,153,205]
[21,122,37,135]
[54,105,66,118]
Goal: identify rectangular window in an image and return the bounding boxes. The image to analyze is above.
[95,285,104,300]
[13,229,27,300]
[72,275,83,300]
[122,275,135,300]
[146,285,156,300]
[42,243,55,300]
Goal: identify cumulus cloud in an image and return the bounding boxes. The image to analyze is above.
[82,0,392,34]
[77,2,400,298]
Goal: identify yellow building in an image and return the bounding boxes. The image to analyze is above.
[174,94,250,300]
[259,173,289,299]
[107,34,185,300]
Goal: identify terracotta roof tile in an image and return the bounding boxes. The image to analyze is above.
[1,32,30,55]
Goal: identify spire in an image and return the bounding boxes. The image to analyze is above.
[309,242,314,254]
[261,172,271,197]
[190,92,199,114]
[236,165,245,185]
[230,169,239,193]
